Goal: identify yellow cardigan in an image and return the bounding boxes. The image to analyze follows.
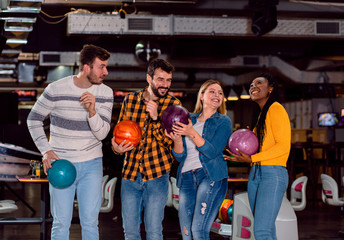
[251,102,291,167]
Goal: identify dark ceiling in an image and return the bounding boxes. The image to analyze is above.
[27,0,344,61]
[2,0,344,97]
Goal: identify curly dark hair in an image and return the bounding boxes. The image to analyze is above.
[250,73,279,152]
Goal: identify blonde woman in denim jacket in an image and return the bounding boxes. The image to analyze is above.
[165,79,232,240]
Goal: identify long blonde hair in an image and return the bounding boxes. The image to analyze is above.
[194,79,226,114]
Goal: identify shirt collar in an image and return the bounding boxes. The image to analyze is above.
[139,86,170,104]
[137,88,145,102]
[192,111,220,119]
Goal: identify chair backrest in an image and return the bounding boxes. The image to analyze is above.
[290,176,308,211]
[320,174,344,206]
[100,177,117,213]
[101,175,109,203]
[166,178,173,207]
[170,177,179,211]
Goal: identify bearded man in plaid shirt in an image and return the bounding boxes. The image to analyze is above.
[111,59,181,240]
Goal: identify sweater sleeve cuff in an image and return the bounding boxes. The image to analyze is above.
[151,116,160,123]
[251,154,258,163]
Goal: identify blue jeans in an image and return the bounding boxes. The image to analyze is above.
[178,168,228,240]
[50,158,103,240]
[247,165,288,240]
[121,172,169,240]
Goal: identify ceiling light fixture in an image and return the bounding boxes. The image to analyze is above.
[240,87,250,99]
[135,40,161,63]
[227,88,238,101]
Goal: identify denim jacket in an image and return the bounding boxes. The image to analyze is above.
[172,111,232,188]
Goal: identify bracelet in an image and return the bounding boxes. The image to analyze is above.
[111,146,123,155]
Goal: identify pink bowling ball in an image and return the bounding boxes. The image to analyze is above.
[228,129,259,156]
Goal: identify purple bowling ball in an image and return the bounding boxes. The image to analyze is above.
[228,129,259,156]
[161,105,190,133]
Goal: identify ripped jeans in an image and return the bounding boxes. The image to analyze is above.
[178,168,228,240]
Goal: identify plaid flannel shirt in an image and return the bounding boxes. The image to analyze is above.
[118,87,181,181]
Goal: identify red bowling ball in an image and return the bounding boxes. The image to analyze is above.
[220,199,234,223]
[161,105,190,133]
[113,120,142,147]
[228,129,259,156]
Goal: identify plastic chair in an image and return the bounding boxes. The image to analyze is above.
[166,177,173,207]
[230,192,298,240]
[100,177,117,213]
[101,175,109,205]
[290,176,308,211]
[170,177,179,211]
[320,174,344,207]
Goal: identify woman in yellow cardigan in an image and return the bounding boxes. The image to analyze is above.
[224,73,291,240]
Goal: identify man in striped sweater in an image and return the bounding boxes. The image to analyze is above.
[27,44,114,240]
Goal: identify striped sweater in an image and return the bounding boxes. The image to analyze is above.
[27,76,113,163]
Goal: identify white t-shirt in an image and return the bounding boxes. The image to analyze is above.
[181,120,205,173]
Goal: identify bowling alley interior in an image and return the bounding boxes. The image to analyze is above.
[1,0,344,239]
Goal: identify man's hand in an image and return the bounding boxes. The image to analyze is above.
[145,100,158,121]
[42,150,60,175]
[111,137,135,155]
[80,91,96,118]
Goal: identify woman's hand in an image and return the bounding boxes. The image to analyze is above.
[165,129,184,153]
[224,148,252,163]
[171,119,196,138]
[165,129,182,142]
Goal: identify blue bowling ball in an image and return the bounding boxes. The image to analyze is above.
[47,159,76,189]
[227,204,233,222]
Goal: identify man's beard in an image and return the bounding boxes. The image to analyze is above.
[87,71,102,85]
[151,84,169,98]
